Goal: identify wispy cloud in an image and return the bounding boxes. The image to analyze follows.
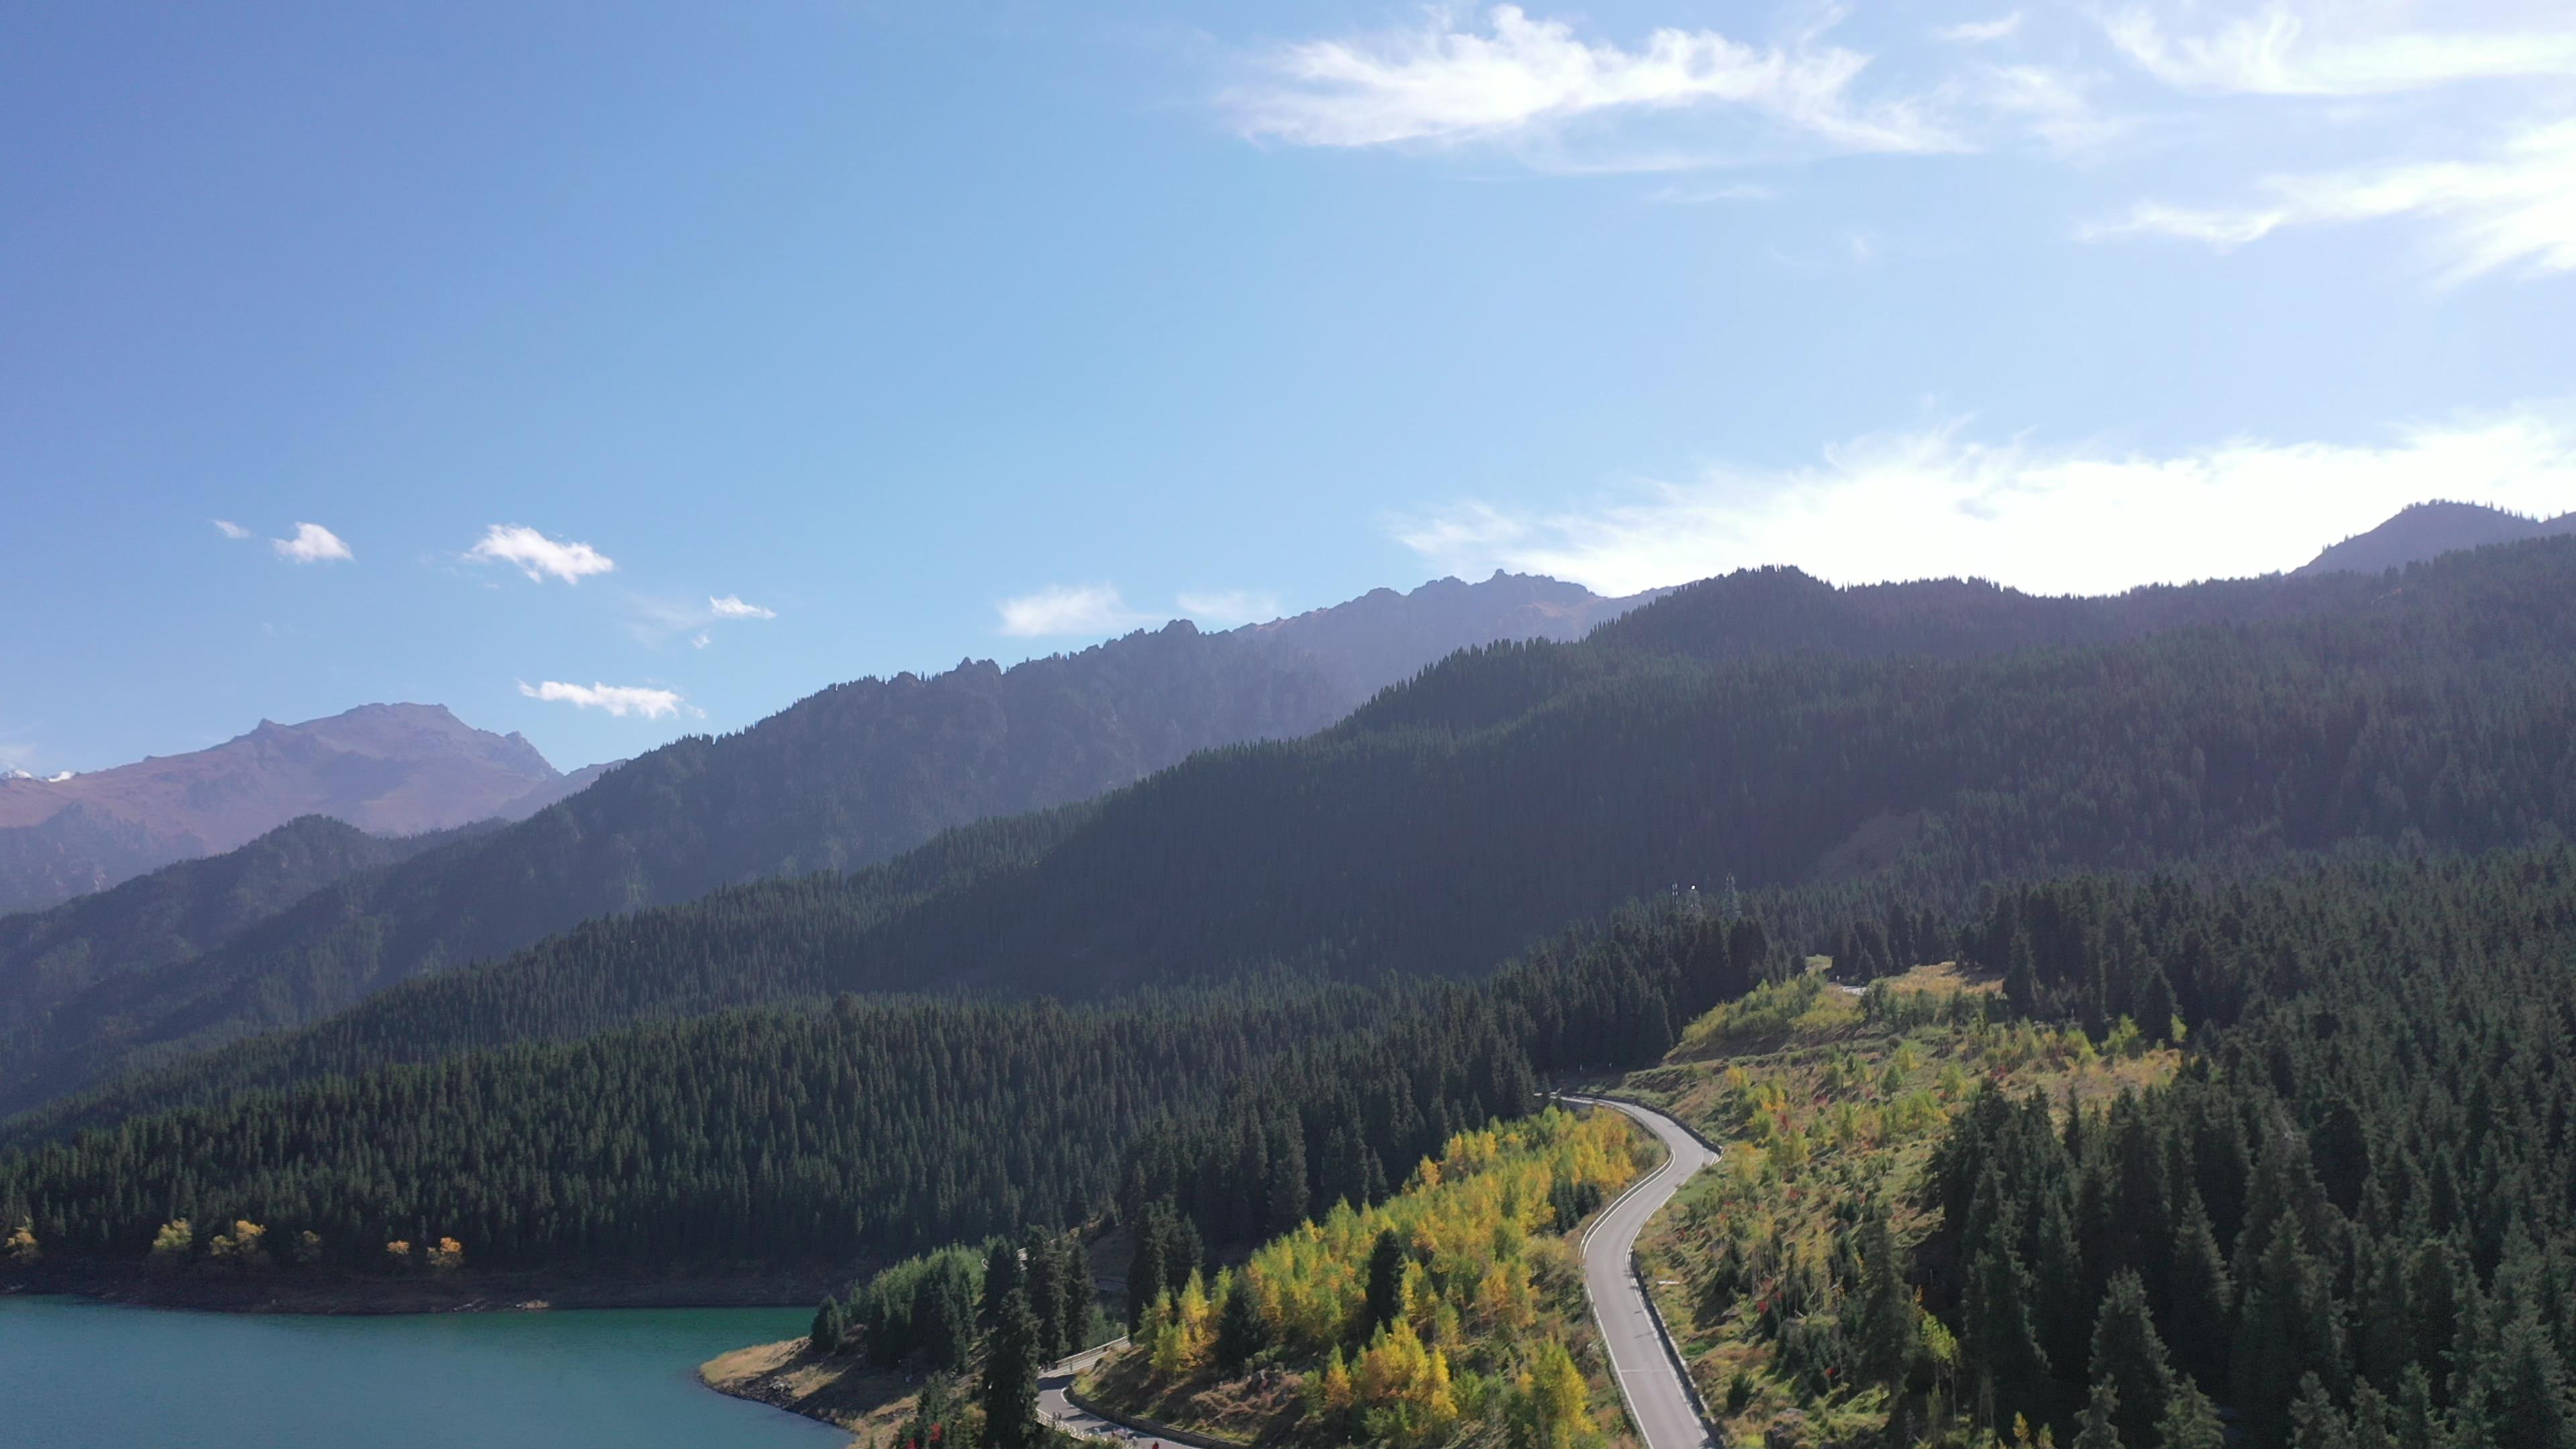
[1176,590,1285,627]
[1222,4,1960,163]
[995,584,1159,638]
[2083,119,2576,282]
[1391,402,2576,597]
[466,524,615,584]
[2104,1,2576,97]
[708,594,777,620]
[517,680,690,719]
[272,522,353,564]
[211,519,249,540]
[1937,13,2025,46]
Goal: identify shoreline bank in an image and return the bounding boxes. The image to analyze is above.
[3,1263,839,1316]
[700,1335,914,1446]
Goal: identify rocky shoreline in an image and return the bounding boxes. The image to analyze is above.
[700,1334,916,1446]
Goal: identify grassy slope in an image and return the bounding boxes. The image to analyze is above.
[1618,967,2178,1447]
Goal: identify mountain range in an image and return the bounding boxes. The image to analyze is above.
[0,571,1646,1104]
[11,530,2576,1279]
[0,503,2565,1121]
[0,704,605,916]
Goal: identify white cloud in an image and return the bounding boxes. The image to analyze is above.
[211,519,249,540]
[2084,120,2576,282]
[2103,1,2576,96]
[1937,13,2025,46]
[1176,590,1286,627]
[708,594,777,620]
[1224,4,1959,160]
[996,584,1159,638]
[466,524,616,584]
[692,631,712,649]
[517,680,688,719]
[1390,402,2576,597]
[272,523,353,564]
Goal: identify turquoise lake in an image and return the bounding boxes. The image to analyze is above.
[1,1296,849,1448]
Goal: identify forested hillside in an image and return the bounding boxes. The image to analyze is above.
[0,904,1748,1271]
[0,815,488,1044]
[0,573,1638,1106]
[1615,847,2576,1449]
[13,539,2576,1126]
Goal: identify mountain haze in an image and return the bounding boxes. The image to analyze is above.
[0,704,592,914]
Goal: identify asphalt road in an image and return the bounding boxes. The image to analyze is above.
[1564,1094,1722,1449]
[1036,1094,1719,1449]
[1037,1340,1155,1445]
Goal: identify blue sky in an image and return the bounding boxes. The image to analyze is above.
[5,1,2573,774]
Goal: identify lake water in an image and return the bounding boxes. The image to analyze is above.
[1,1296,850,1448]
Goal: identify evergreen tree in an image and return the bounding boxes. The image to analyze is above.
[1366,1228,1407,1337]
[1855,1211,1917,1388]
[2163,1191,2233,1391]
[981,1239,1024,1330]
[2233,1221,2343,1447]
[2292,1373,2352,1449]
[2478,1314,2574,1449]
[1265,1120,1309,1237]
[979,1285,1042,1449]
[1964,1244,2050,1428]
[2074,1378,2123,1449]
[2091,1271,2176,1449]
[1127,1202,1172,1334]
[1215,1274,1267,1373]
[2156,1379,2225,1449]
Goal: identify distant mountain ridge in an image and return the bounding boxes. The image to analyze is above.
[2297,499,2576,576]
[0,572,1652,1102]
[0,704,594,914]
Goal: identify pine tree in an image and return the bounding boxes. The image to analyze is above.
[2156,1379,2225,1449]
[2163,1191,2234,1391]
[2232,1220,2342,1448]
[1963,1244,2050,1428]
[1856,1211,1917,1388]
[2479,1314,2574,1449]
[979,1285,1041,1449]
[2074,1378,2123,1449]
[1366,1228,1407,1336]
[1265,1120,1309,1237]
[2090,1271,2176,1449]
[1127,1202,1171,1334]
[1216,1274,1267,1373]
[2291,1373,2351,1449]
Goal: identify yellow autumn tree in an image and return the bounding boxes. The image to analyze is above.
[384,1239,414,1269]
[1354,1320,1458,1448]
[1513,1339,1592,1449]
[150,1219,193,1260]
[207,1220,268,1263]
[5,1218,38,1264]
[428,1237,465,1271]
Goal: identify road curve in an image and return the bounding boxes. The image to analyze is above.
[1563,1093,1721,1449]
[1038,1340,1153,1444]
[1037,1094,1719,1449]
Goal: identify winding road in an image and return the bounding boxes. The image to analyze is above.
[1036,1095,1719,1449]
[1562,1095,1721,1449]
